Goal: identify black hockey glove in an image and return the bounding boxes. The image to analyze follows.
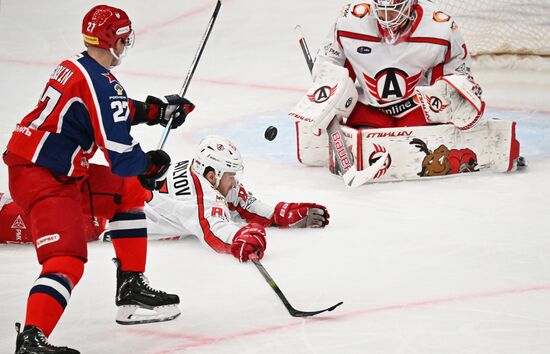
[145,94,195,129]
[138,150,171,190]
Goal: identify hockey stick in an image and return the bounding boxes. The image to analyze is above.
[250,254,343,317]
[294,25,388,188]
[157,0,222,150]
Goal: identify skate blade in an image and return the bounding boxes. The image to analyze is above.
[116,305,181,325]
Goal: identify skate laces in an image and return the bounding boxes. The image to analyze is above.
[138,273,166,294]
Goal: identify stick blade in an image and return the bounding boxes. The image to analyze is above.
[289,301,344,317]
[345,151,389,188]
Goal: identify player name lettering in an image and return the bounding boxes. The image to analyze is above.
[172,160,191,196]
[50,65,74,86]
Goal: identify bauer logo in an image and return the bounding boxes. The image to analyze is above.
[357,46,372,54]
[36,234,61,249]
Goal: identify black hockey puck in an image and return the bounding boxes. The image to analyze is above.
[264,126,278,141]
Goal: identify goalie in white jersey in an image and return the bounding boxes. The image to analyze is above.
[289,0,523,183]
[143,135,330,262]
[313,0,484,129]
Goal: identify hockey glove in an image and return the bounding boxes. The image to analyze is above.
[145,94,195,129]
[272,202,330,228]
[231,223,267,262]
[138,150,171,190]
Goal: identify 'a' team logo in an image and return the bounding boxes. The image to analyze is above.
[307,85,338,104]
[364,68,422,104]
[427,95,449,113]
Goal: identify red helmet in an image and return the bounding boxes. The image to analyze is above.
[82,5,134,50]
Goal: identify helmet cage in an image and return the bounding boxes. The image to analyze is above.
[373,0,415,44]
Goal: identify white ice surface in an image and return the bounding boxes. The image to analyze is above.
[1,1,550,353]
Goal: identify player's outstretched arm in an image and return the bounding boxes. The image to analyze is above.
[272,202,330,228]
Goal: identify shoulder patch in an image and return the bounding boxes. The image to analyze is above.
[352,3,371,19]
[433,11,451,23]
[340,4,351,17]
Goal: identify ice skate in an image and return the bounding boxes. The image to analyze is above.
[113,258,181,325]
[15,323,79,354]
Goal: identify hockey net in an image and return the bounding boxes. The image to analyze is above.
[433,0,550,70]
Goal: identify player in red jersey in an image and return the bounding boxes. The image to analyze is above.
[4,5,194,353]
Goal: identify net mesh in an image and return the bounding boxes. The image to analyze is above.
[432,0,550,57]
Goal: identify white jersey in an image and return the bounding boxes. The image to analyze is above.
[144,159,275,254]
[316,0,472,117]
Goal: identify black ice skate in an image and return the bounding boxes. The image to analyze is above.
[113,258,181,325]
[14,323,79,354]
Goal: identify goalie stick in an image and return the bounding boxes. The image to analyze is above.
[250,254,343,317]
[158,0,222,150]
[294,25,388,188]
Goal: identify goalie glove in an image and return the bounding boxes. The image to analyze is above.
[415,74,485,131]
[272,202,330,228]
[231,223,267,262]
[289,61,357,133]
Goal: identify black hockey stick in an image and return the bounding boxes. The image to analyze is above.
[250,255,343,317]
[158,0,222,150]
[293,25,388,187]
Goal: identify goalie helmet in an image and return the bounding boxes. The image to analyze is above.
[82,5,135,59]
[192,135,243,186]
[372,0,417,44]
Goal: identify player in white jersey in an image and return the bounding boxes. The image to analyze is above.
[143,135,330,262]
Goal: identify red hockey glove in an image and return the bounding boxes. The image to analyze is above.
[145,94,195,129]
[138,150,171,190]
[231,223,267,263]
[272,202,330,228]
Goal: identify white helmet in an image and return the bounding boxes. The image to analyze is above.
[192,135,243,185]
[372,0,417,44]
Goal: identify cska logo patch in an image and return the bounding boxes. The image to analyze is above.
[114,84,124,95]
[363,68,422,103]
[217,144,225,151]
[307,84,338,104]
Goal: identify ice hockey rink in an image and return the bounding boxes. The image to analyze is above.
[1,0,550,353]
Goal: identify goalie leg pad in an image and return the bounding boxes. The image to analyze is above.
[295,121,330,166]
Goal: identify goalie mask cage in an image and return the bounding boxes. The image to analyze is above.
[432,0,550,69]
